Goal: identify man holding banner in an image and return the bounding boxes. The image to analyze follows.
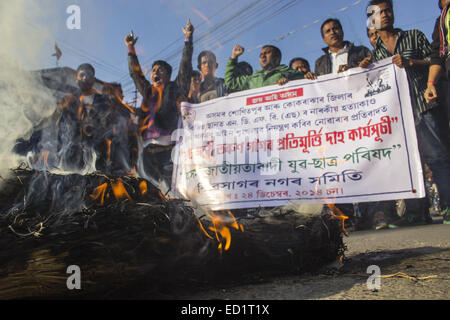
[225,44,305,91]
[367,0,450,225]
[173,55,426,217]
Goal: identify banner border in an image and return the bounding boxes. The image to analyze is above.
[173,60,421,208]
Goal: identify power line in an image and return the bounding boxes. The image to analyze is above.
[121,0,303,94]
[208,0,304,53]
[25,21,125,78]
[248,0,365,52]
[117,0,243,83]
[169,0,303,76]
[122,0,366,99]
[121,0,281,89]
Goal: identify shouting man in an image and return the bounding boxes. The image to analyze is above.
[125,21,193,188]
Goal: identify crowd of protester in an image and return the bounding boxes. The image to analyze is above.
[17,0,450,229]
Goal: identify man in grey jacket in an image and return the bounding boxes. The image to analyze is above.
[314,18,372,76]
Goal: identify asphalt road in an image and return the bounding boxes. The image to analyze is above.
[175,218,450,300]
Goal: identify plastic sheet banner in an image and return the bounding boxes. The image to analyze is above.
[172,58,424,210]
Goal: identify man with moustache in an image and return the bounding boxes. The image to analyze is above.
[313,19,372,230]
[314,18,372,76]
[225,44,304,92]
[367,0,450,225]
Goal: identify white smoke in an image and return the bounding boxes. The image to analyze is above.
[0,1,58,183]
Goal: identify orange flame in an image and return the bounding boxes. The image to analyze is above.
[90,183,108,205]
[217,226,231,251]
[122,102,135,114]
[157,190,177,200]
[327,203,349,236]
[226,210,240,231]
[78,105,83,120]
[115,92,135,114]
[199,211,244,252]
[106,139,112,163]
[139,181,148,195]
[111,179,132,202]
[197,218,214,239]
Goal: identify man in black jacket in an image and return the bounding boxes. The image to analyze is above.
[314,18,372,76]
[125,21,193,188]
[313,19,372,229]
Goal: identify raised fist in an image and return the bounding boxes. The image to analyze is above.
[182,19,194,38]
[232,44,245,59]
[125,30,139,47]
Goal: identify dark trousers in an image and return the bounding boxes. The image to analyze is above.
[142,145,174,189]
[416,107,450,208]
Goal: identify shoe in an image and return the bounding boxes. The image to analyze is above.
[442,207,450,225]
[373,211,388,230]
[388,218,408,228]
[375,222,388,230]
[388,216,426,228]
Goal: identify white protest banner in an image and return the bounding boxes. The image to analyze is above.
[172,58,424,211]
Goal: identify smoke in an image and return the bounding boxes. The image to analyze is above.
[0,1,58,183]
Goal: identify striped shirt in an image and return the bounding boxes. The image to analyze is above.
[372,29,436,116]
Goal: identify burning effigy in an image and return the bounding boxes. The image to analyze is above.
[0,64,345,299]
[0,1,349,297]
